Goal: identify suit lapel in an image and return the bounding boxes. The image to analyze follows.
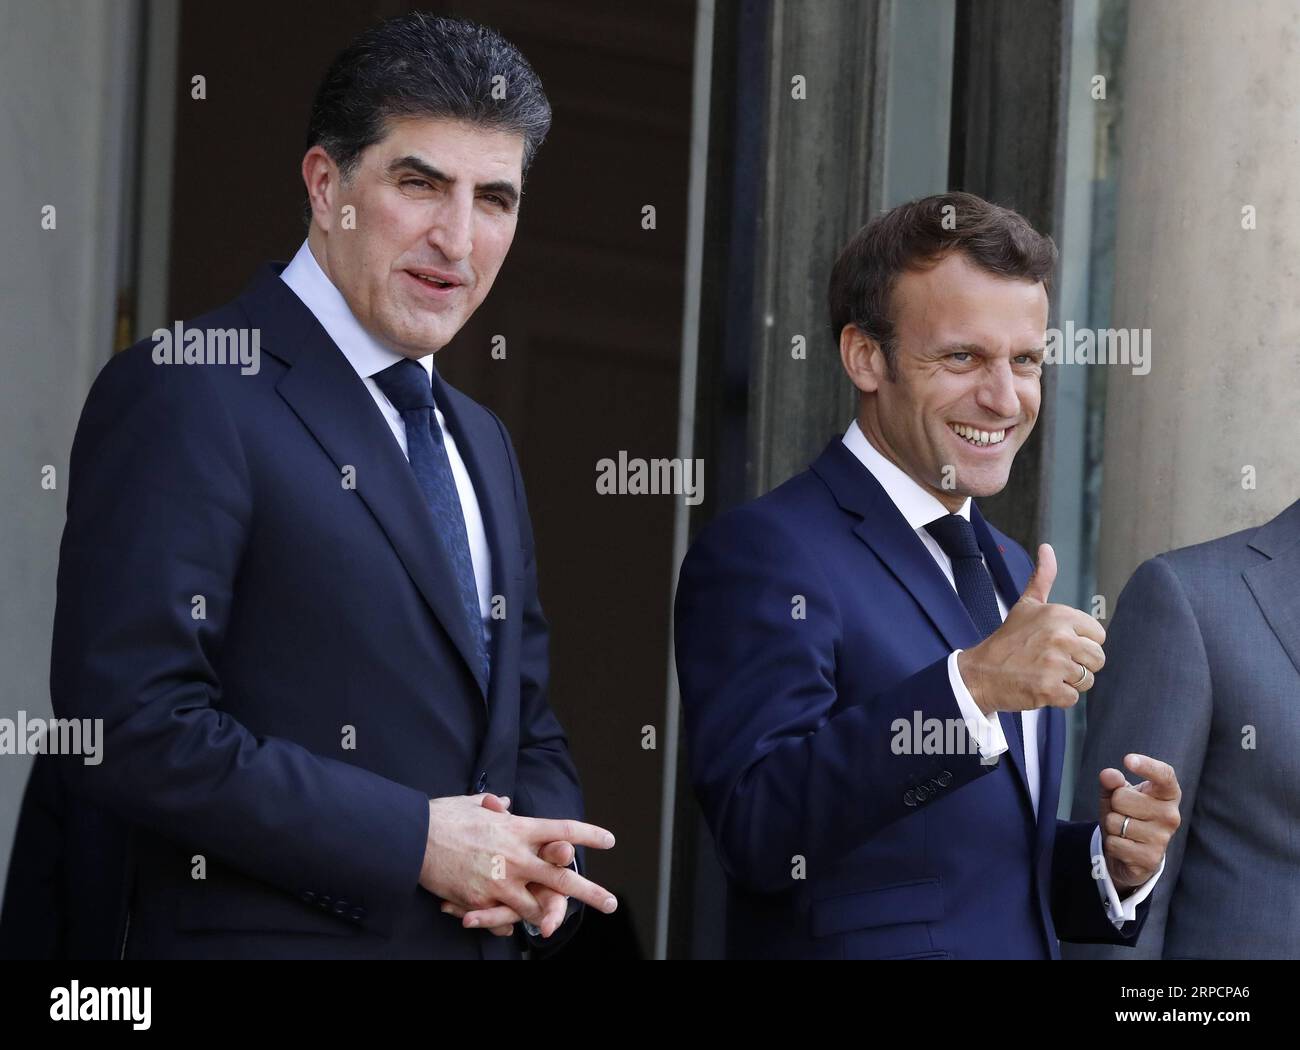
[240,263,489,698]
[971,505,1034,809]
[1244,500,1300,678]
[813,442,985,654]
[970,505,1025,610]
[1035,706,1064,838]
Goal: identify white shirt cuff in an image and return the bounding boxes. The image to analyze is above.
[1091,824,1165,927]
[947,650,1007,764]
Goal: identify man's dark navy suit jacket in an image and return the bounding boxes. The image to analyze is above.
[2,262,583,959]
[674,440,1149,959]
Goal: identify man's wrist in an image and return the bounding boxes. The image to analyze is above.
[956,649,991,715]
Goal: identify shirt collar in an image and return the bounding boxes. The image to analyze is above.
[279,238,434,384]
[841,418,971,528]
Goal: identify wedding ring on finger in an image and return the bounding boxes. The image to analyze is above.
[1120,815,1131,840]
[1072,662,1089,688]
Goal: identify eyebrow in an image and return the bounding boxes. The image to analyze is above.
[386,154,519,208]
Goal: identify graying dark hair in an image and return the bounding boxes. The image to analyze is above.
[305,12,550,189]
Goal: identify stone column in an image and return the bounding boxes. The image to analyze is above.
[0,0,140,892]
[746,0,889,495]
[1098,0,1300,604]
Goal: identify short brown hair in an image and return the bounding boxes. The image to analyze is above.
[828,191,1057,375]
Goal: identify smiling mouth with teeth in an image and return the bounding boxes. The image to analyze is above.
[949,422,1010,447]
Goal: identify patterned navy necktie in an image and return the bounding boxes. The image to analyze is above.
[924,515,1003,637]
[924,513,1024,755]
[372,358,488,683]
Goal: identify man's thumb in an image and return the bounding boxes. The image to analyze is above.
[1021,543,1057,604]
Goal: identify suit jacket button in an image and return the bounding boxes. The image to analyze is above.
[301,891,316,904]
[904,790,917,806]
[475,771,488,793]
[938,771,952,785]
[332,902,347,916]
[350,907,366,921]
[915,785,930,802]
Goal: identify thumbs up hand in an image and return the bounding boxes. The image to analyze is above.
[956,544,1106,716]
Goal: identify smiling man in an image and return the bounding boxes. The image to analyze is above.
[26,13,616,960]
[674,192,1182,959]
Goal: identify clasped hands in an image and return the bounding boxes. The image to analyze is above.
[419,792,617,939]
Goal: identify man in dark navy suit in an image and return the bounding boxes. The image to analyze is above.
[674,192,1182,959]
[2,13,617,960]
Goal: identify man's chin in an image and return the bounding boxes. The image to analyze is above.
[933,456,1013,500]
[955,469,1012,500]
[381,317,454,357]
[938,439,1020,500]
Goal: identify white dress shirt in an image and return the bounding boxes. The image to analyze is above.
[280,239,493,633]
[841,420,1161,928]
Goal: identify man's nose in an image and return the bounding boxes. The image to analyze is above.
[428,195,474,262]
[976,360,1021,419]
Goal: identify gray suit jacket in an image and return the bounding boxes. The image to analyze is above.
[1065,499,1300,959]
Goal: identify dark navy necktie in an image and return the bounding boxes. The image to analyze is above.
[924,513,1025,756]
[373,358,488,683]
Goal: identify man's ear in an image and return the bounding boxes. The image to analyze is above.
[302,146,341,232]
[839,324,887,394]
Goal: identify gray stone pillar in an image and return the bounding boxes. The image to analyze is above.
[1097,0,1300,606]
[949,0,1071,553]
[0,0,140,893]
[746,0,888,495]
